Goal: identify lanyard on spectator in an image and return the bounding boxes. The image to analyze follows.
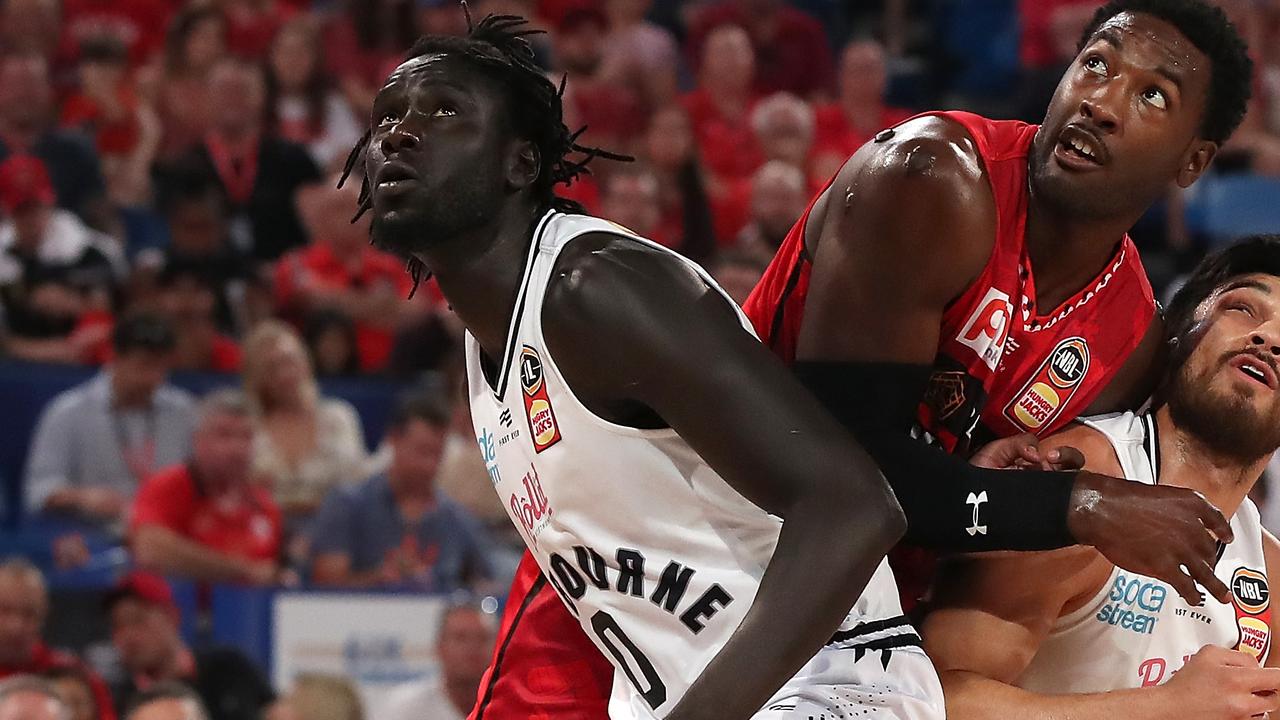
[205,132,260,205]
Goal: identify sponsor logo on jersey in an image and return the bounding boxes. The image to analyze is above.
[510,464,553,546]
[1231,566,1272,660]
[478,428,501,486]
[1004,337,1091,431]
[1095,572,1165,635]
[519,345,562,453]
[957,287,1013,371]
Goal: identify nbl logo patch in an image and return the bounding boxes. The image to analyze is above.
[1003,337,1090,431]
[1231,567,1271,661]
[520,345,562,453]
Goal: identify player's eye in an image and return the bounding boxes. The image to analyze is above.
[1141,88,1168,110]
[1227,302,1256,318]
[431,106,458,118]
[1083,55,1108,76]
[378,110,400,126]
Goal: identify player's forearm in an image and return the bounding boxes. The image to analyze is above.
[941,670,1176,720]
[665,482,905,720]
[132,526,257,584]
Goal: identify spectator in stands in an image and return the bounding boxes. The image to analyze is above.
[0,154,125,364]
[129,389,284,586]
[598,0,679,113]
[223,0,294,61]
[382,603,496,720]
[123,683,209,720]
[710,248,770,306]
[301,309,359,378]
[24,314,193,526]
[0,676,71,720]
[60,0,168,69]
[155,262,241,374]
[0,0,63,72]
[554,5,644,151]
[0,53,112,232]
[811,39,914,182]
[44,668,100,720]
[60,37,162,209]
[168,57,321,262]
[264,675,361,720]
[243,321,368,523]
[736,160,809,255]
[0,561,115,720]
[750,92,815,179]
[322,0,419,118]
[642,106,717,261]
[151,6,226,162]
[275,179,414,373]
[685,0,834,99]
[265,17,361,173]
[106,573,272,720]
[308,393,494,592]
[682,25,762,185]
[600,164,666,246]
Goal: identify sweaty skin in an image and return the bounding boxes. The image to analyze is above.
[366,53,907,720]
[790,11,1232,605]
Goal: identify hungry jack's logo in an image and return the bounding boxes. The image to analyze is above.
[520,345,562,452]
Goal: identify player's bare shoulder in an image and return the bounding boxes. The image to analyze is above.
[1039,422,1125,477]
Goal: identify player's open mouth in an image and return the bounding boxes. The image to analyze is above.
[1053,125,1108,170]
[376,161,419,192]
[1230,354,1278,390]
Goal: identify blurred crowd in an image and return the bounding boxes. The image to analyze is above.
[3,0,1280,718]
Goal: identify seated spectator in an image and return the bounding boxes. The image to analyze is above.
[736,160,810,255]
[274,179,414,373]
[0,53,112,232]
[0,676,73,720]
[25,314,194,527]
[553,5,645,152]
[322,0,419,120]
[598,0,680,114]
[150,6,227,163]
[599,164,667,246]
[681,25,763,186]
[60,0,168,69]
[751,93,815,173]
[223,0,295,61]
[709,248,769,306]
[0,561,115,720]
[685,0,834,98]
[155,263,241,374]
[124,683,209,720]
[264,675,361,720]
[129,389,284,586]
[309,394,494,592]
[44,667,100,720]
[381,603,496,720]
[301,309,359,378]
[0,0,63,74]
[59,37,162,209]
[106,573,273,720]
[243,321,368,522]
[162,57,321,262]
[811,39,914,182]
[642,106,716,263]
[0,154,126,364]
[265,17,361,172]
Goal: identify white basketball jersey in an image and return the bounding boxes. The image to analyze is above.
[465,210,912,719]
[1018,411,1273,693]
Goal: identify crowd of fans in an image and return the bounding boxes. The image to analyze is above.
[2,0,1280,718]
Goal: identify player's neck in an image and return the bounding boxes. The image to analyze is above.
[417,197,544,358]
[1024,192,1140,311]
[1153,405,1267,519]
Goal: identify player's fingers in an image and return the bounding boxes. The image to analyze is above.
[1186,556,1230,605]
[1243,667,1280,692]
[1197,499,1235,544]
[1043,445,1085,471]
[1165,560,1206,606]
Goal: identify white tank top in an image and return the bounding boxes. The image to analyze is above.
[464,210,912,718]
[1018,411,1273,692]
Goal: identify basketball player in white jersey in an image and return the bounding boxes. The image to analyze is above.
[344,11,944,720]
[922,234,1280,719]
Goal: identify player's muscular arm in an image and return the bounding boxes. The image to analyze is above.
[543,236,905,720]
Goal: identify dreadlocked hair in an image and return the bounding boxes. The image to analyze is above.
[337,3,632,297]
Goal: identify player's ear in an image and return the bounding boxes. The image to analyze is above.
[1176,140,1217,189]
[506,140,540,191]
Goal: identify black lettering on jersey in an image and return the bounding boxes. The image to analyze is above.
[616,548,646,597]
[679,584,734,634]
[550,553,587,600]
[546,570,580,616]
[650,561,695,613]
[575,546,609,590]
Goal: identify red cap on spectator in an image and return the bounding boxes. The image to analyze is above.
[104,571,178,615]
[0,154,55,213]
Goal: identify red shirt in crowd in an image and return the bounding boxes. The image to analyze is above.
[1019,0,1103,68]
[225,2,297,60]
[273,243,413,372]
[130,464,283,562]
[685,1,834,98]
[60,87,142,158]
[681,89,763,183]
[60,0,169,67]
[812,104,915,162]
[0,643,117,720]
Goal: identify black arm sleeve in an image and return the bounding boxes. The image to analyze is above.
[793,361,1078,552]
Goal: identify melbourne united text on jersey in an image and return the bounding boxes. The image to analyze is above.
[546,544,736,635]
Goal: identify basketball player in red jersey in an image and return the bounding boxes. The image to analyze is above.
[744,0,1254,610]
[465,1,1254,717]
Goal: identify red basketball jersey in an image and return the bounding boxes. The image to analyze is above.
[743,110,1156,455]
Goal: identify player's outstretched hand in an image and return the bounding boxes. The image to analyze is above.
[1067,472,1233,605]
[1159,645,1280,719]
[970,432,1086,471]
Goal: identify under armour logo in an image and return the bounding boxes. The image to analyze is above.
[966,491,988,536]
[499,409,513,428]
